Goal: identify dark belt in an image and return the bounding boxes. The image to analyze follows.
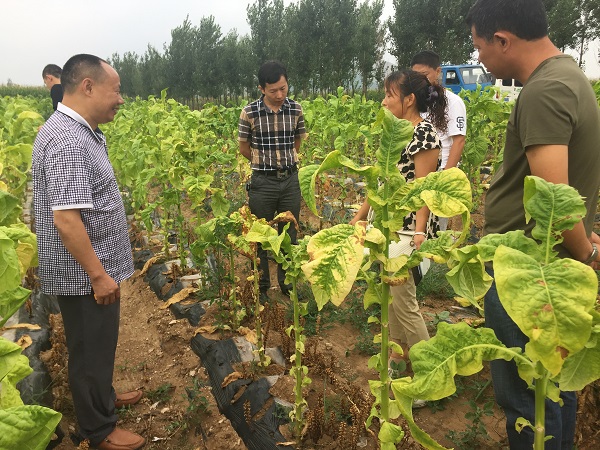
[253,165,298,179]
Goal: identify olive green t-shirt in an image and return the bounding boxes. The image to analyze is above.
[484,55,600,257]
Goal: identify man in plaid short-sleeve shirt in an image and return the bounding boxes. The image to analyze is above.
[32,54,144,450]
[239,60,307,301]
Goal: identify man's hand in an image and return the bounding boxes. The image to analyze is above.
[91,272,120,305]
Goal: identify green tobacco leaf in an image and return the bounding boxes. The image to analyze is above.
[0,337,33,408]
[0,191,20,226]
[0,229,21,295]
[245,220,288,258]
[390,378,450,450]
[209,189,230,218]
[558,330,600,391]
[0,287,31,327]
[523,176,587,261]
[446,248,492,310]
[396,322,530,401]
[476,231,542,262]
[301,224,366,309]
[376,108,413,178]
[393,168,472,218]
[298,165,321,216]
[0,405,62,450]
[378,421,404,449]
[494,246,597,375]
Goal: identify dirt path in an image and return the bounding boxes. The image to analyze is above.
[47,263,510,450]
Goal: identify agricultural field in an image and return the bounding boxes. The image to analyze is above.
[1,85,599,450]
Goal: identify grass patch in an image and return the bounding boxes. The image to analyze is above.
[417,262,455,299]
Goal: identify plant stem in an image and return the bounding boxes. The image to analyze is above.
[533,369,548,450]
[379,202,391,422]
[229,247,238,330]
[292,281,304,438]
[252,254,265,366]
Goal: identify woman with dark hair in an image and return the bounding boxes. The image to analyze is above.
[351,69,447,407]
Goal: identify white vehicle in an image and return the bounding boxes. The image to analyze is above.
[495,78,523,101]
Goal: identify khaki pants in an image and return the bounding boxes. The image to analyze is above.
[388,271,429,347]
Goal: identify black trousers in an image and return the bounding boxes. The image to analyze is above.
[57,294,119,446]
[248,171,300,291]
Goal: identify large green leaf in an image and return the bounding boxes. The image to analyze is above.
[445,247,492,311]
[389,378,450,450]
[523,176,587,262]
[558,327,600,391]
[298,164,321,215]
[0,337,32,408]
[0,191,20,226]
[392,168,472,218]
[301,224,366,309]
[394,322,531,401]
[0,229,21,294]
[376,108,413,178]
[0,405,62,450]
[245,219,289,259]
[0,287,30,328]
[476,231,542,262]
[2,223,38,273]
[494,246,597,375]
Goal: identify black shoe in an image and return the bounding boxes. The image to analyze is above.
[279,284,292,297]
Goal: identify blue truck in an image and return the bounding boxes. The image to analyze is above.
[441,64,494,94]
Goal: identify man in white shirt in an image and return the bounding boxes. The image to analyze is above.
[411,50,467,231]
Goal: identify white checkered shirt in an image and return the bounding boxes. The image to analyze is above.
[32,103,134,295]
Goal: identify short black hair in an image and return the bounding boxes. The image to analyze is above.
[410,51,441,70]
[42,64,62,79]
[257,60,288,88]
[61,54,108,94]
[466,0,548,41]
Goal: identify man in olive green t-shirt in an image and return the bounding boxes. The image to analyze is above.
[467,0,600,449]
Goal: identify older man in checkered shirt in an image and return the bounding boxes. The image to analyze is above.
[32,54,145,450]
[239,60,307,302]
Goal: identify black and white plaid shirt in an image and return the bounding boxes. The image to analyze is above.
[32,103,134,295]
[238,96,307,170]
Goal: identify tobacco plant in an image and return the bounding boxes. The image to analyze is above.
[299,108,472,449]
[391,176,600,449]
[0,190,62,449]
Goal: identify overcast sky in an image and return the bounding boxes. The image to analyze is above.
[1,0,598,86]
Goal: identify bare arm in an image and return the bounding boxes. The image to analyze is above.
[444,135,465,169]
[412,148,440,249]
[526,144,597,263]
[294,136,303,152]
[53,209,119,304]
[239,140,251,161]
[349,198,371,226]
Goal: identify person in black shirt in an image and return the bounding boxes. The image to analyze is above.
[42,64,63,110]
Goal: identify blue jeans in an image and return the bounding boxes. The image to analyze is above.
[485,269,576,449]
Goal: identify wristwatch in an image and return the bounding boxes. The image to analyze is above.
[583,243,598,265]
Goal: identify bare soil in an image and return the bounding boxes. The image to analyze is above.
[41,197,600,450]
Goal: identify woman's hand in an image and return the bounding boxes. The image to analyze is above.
[413,233,426,250]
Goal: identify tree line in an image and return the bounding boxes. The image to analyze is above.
[108,0,600,106]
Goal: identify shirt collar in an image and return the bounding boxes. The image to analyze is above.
[259,95,291,113]
[56,103,104,142]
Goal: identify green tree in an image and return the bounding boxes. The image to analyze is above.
[354,0,385,96]
[246,0,289,65]
[166,16,199,102]
[194,16,223,99]
[388,0,473,68]
[140,45,167,98]
[109,51,143,97]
